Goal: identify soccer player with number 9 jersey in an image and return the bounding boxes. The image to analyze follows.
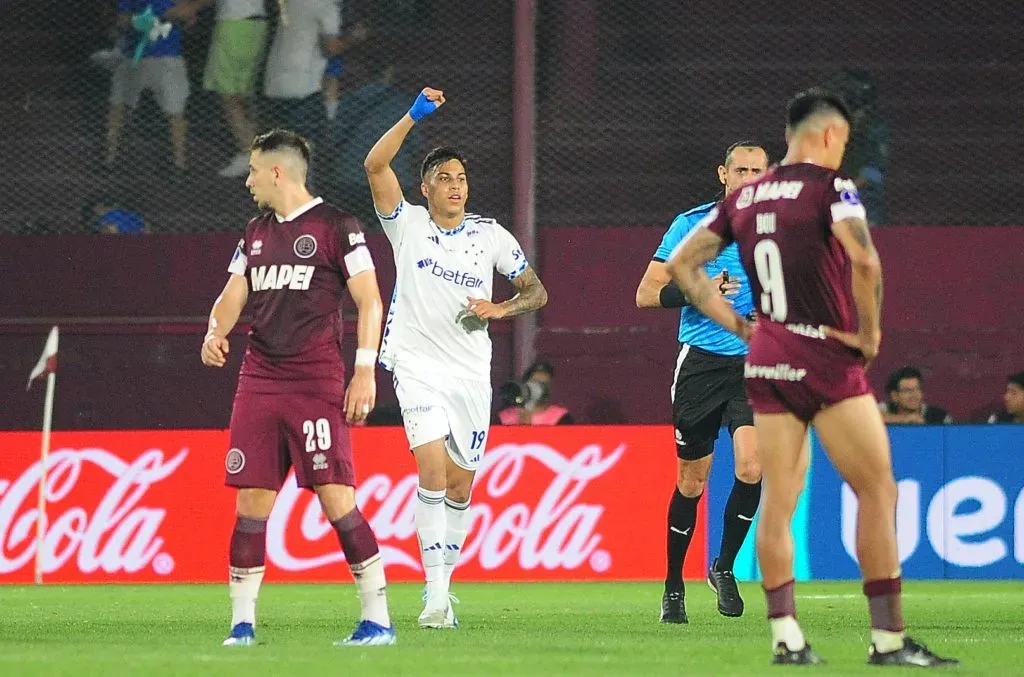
[667,89,957,668]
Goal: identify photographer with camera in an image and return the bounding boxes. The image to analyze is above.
[496,361,574,425]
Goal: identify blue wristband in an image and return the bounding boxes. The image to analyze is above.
[408,92,440,122]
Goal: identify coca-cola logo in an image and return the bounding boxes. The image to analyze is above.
[0,448,188,576]
[266,441,625,574]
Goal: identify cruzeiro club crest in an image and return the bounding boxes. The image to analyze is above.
[293,234,318,259]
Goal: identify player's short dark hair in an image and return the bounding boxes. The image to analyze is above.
[886,366,924,393]
[421,146,467,180]
[1008,371,1024,389]
[250,128,311,164]
[786,87,853,130]
[723,140,768,166]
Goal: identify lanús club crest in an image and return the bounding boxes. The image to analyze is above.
[293,234,317,259]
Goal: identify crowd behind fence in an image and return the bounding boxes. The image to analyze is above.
[1,1,1021,236]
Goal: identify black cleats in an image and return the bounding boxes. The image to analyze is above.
[659,587,687,624]
[707,558,744,617]
[868,637,960,668]
[773,642,825,665]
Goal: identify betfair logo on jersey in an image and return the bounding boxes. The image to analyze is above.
[249,264,315,292]
[420,261,484,289]
[744,180,804,205]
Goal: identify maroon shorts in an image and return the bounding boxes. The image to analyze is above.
[744,323,870,422]
[225,390,355,490]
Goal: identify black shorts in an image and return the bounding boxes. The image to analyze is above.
[671,344,754,460]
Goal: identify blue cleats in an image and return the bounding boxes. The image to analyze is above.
[335,620,397,647]
[222,622,256,647]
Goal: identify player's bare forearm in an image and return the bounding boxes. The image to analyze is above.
[833,217,882,334]
[498,268,548,318]
[364,116,415,174]
[667,228,744,335]
[207,274,248,339]
[347,271,383,352]
[681,267,746,336]
[364,117,415,216]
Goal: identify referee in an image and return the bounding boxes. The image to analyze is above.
[635,141,768,624]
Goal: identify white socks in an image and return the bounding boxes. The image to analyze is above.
[229,566,265,627]
[871,628,905,653]
[325,99,339,121]
[350,553,390,627]
[443,497,471,586]
[416,487,447,598]
[770,615,806,651]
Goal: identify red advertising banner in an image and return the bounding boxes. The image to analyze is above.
[0,427,706,584]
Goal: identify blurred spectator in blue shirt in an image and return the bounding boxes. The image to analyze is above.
[105,0,194,171]
[83,194,148,234]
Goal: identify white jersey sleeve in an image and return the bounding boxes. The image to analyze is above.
[377,199,418,252]
[227,237,248,276]
[494,224,530,281]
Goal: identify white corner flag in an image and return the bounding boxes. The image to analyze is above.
[27,326,59,585]
[27,326,59,391]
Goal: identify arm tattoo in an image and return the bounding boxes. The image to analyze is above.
[500,268,548,317]
[847,218,882,315]
[848,217,871,249]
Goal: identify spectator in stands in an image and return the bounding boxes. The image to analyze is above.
[181,0,270,178]
[988,371,1024,423]
[105,0,194,171]
[880,366,953,424]
[262,0,367,163]
[498,361,574,425]
[82,193,148,234]
[827,68,889,226]
[327,51,420,228]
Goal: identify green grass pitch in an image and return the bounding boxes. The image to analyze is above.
[2,581,1022,676]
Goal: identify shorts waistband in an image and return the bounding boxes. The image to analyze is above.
[679,343,747,361]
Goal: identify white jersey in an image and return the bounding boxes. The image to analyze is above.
[378,200,529,382]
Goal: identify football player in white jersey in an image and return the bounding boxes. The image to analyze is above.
[365,87,548,628]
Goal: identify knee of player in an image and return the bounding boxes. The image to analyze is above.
[676,476,706,498]
[445,484,472,504]
[851,473,898,506]
[735,457,762,484]
[235,488,276,519]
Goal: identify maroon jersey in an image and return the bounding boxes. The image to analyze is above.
[699,163,872,420]
[703,163,865,332]
[227,198,375,399]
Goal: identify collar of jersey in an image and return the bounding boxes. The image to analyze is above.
[275,197,323,223]
[430,216,467,237]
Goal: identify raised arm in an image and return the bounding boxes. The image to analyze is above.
[364,87,445,218]
[828,217,883,361]
[343,270,384,424]
[201,274,249,367]
[665,228,749,339]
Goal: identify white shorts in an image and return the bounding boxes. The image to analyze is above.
[392,367,492,472]
[109,56,189,115]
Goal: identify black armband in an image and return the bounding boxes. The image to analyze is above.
[659,283,688,308]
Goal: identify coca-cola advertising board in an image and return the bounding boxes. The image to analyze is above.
[0,427,707,583]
